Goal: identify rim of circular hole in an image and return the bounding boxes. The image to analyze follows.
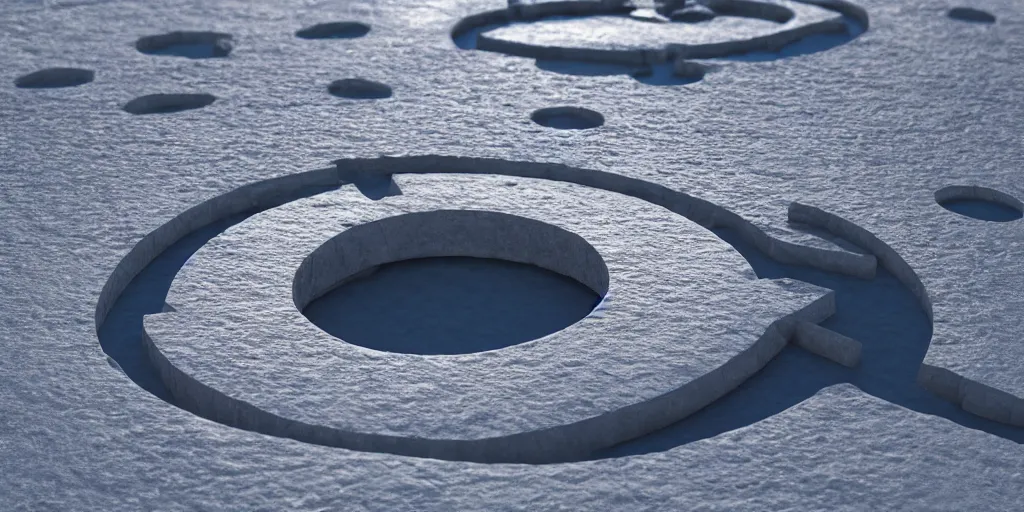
[294,209,610,351]
[531,106,605,130]
[296,21,371,39]
[935,185,1023,221]
[14,67,94,89]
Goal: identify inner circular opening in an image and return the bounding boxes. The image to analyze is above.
[303,257,601,355]
[294,210,609,355]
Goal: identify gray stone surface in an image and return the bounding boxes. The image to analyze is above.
[3,0,1024,507]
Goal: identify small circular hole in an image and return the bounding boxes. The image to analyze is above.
[296,210,608,355]
[136,31,233,58]
[123,93,217,115]
[531,106,604,130]
[947,7,996,23]
[296,22,370,39]
[936,186,1022,222]
[328,79,392,99]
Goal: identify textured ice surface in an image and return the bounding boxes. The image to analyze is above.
[2,0,1024,508]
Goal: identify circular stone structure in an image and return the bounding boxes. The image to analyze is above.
[452,0,867,65]
[14,67,94,88]
[142,171,833,464]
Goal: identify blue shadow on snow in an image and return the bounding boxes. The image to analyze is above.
[592,226,1023,459]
